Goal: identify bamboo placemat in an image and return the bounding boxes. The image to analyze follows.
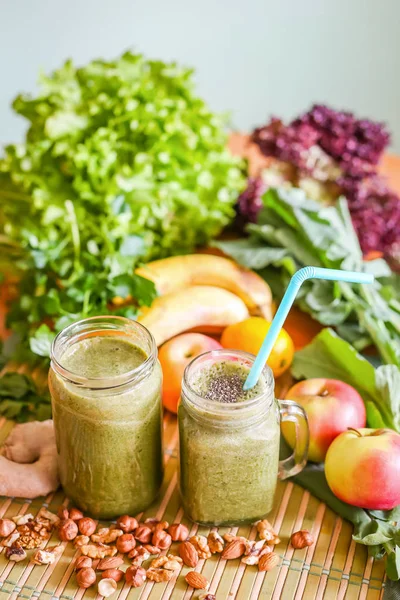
[0,408,386,600]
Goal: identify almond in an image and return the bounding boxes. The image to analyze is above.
[258,552,279,572]
[221,539,246,560]
[179,541,199,568]
[185,571,209,590]
[97,556,124,570]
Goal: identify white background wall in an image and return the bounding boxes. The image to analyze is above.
[1,0,400,150]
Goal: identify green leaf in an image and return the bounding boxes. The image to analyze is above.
[0,373,34,399]
[213,239,288,270]
[29,325,56,358]
[352,520,395,545]
[387,546,400,581]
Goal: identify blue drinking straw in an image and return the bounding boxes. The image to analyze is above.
[243,266,374,391]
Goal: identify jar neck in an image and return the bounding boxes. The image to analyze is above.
[50,316,157,391]
[181,350,275,428]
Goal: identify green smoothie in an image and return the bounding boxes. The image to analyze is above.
[49,335,163,519]
[179,360,280,525]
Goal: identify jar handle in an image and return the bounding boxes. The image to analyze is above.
[278,399,309,480]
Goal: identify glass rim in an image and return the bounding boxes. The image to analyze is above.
[181,348,275,418]
[50,315,157,390]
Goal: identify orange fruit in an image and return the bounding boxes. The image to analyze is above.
[220,317,294,378]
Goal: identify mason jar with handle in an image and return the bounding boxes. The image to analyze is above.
[178,349,309,526]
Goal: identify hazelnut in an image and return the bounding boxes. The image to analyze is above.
[76,567,96,588]
[75,556,93,570]
[152,529,171,550]
[125,565,147,587]
[57,506,69,520]
[168,523,189,542]
[154,520,169,532]
[0,519,16,538]
[58,519,78,541]
[116,515,138,533]
[116,533,136,554]
[134,525,152,544]
[144,518,159,531]
[69,508,84,521]
[290,530,314,549]
[101,568,124,582]
[98,578,117,597]
[78,518,96,537]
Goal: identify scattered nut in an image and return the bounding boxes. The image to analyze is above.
[164,558,183,571]
[154,520,169,532]
[116,515,138,533]
[144,518,159,531]
[258,552,280,572]
[199,595,216,600]
[97,556,124,570]
[189,535,211,559]
[208,531,224,554]
[1,531,20,547]
[116,533,136,554]
[241,554,260,565]
[57,506,69,520]
[143,544,161,555]
[80,544,118,559]
[98,577,117,597]
[69,508,84,521]
[12,514,34,526]
[129,546,150,564]
[134,525,153,544]
[75,556,93,570]
[256,519,277,542]
[125,565,147,587]
[76,567,97,588]
[58,519,78,542]
[179,541,199,567]
[222,539,246,560]
[0,519,16,537]
[146,567,174,582]
[168,523,189,542]
[5,546,27,562]
[101,569,124,582]
[185,571,209,590]
[291,530,314,549]
[32,549,57,565]
[37,508,60,526]
[152,529,172,550]
[78,517,96,537]
[91,527,123,544]
[74,535,90,548]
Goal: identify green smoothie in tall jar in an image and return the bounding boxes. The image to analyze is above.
[49,316,163,519]
[178,350,309,526]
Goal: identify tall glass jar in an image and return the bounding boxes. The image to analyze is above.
[49,316,163,519]
[178,350,309,526]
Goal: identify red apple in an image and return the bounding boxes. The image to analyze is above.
[158,333,222,414]
[325,428,400,510]
[283,378,366,462]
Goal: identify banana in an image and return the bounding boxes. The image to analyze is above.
[138,286,249,346]
[135,254,272,320]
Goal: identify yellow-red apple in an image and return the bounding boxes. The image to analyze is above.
[325,428,400,510]
[159,333,222,414]
[283,378,366,462]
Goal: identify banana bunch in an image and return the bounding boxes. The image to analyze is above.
[135,254,272,346]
